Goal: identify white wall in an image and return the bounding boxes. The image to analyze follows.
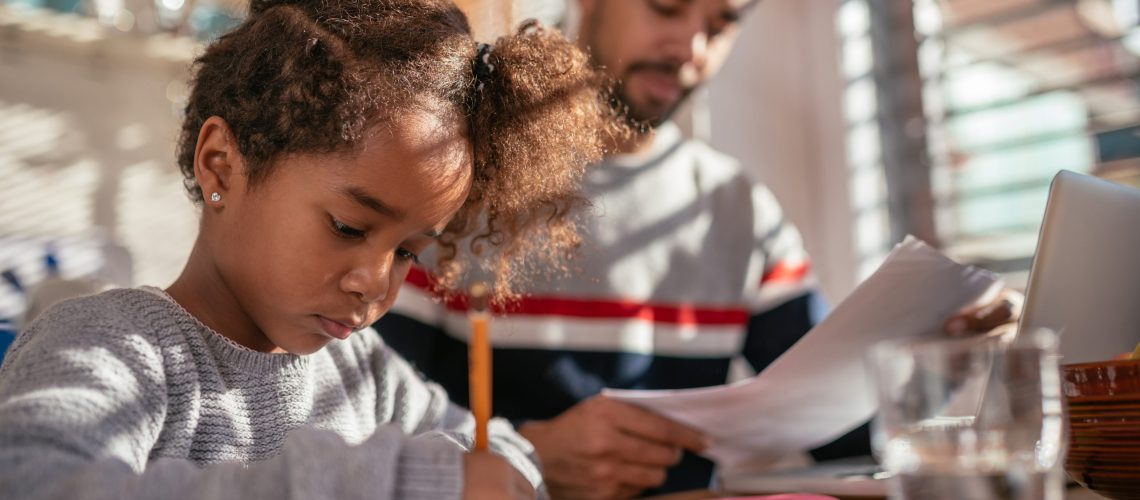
[707,0,858,301]
[0,11,200,315]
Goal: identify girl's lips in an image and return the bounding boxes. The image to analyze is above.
[317,316,354,340]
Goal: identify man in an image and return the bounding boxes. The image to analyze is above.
[377,0,1016,497]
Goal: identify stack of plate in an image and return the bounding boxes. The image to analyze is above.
[1064,358,1140,500]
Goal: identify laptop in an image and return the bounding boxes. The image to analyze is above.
[1020,170,1140,363]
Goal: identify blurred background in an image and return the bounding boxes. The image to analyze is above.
[2,0,1139,330]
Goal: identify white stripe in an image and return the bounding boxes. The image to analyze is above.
[390,285,444,326]
[437,312,744,358]
[749,276,818,313]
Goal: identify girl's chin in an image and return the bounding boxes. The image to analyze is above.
[267,333,335,355]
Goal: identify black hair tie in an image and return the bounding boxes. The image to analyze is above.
[473,43,495,94]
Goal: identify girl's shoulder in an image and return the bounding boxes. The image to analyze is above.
[30,287,169,330]
[9,288,177,359]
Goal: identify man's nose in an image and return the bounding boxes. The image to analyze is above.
[689,30,709,73]
[668,14,710,76]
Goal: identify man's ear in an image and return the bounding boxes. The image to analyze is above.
[193,116,243,205]
[577,0,599,18]
[570,0,602,46]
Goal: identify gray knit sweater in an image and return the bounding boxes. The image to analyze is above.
[0,288,545,499]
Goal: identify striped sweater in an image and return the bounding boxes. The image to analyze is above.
[377,122,867,493]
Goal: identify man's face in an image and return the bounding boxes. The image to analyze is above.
[577,0,755,125]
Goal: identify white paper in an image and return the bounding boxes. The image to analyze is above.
[602,236,1002,470]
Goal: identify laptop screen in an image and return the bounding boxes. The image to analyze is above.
[1019,170,1140,363]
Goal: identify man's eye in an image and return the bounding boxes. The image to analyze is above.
[331,218,366,239]
[649,0,682,16]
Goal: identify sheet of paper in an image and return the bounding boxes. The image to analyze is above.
[602,236,1002,470]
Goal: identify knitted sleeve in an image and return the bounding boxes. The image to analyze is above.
[0,295,466,500]
[738,182,828,373]
[741,183,819,315]
[367,332,548,498]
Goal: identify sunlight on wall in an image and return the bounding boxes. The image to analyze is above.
[117,159,197,289]
[0,9,198,323]
[836,0,894,279]
[0,103,100,237]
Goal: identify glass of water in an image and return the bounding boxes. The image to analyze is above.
[866,330,1064,500]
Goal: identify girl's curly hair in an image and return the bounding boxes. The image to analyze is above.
[177,0,627,299]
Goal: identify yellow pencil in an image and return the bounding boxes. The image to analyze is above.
[468,282,491,450]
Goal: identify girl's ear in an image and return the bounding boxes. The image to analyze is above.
[193,116,245,206]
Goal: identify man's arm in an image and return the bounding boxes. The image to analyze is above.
[740,182,866,461]
[740,291,828,373]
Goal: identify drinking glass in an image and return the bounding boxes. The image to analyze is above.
[866,330,1065,500]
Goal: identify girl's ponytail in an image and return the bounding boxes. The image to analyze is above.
[435,21,628,299]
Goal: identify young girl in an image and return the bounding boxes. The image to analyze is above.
[0,1,621,498]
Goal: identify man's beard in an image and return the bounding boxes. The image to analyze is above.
[612,83,692,129]
[579,16,693,129]
[611,60,696,129]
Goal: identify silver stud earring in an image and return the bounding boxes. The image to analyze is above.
[209,192,221,203]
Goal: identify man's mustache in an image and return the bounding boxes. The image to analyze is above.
[625,61,684,81]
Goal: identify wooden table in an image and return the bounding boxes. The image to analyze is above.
[647,484,1109,499]
[1068,487,1110,500]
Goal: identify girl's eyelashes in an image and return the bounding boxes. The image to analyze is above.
[330,217,366,239]
[330,215,420,263]
[396,247,420,264]
[331,215,420,263]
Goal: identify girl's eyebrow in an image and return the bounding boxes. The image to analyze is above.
[339,186,444,238]
[339,186,406,219]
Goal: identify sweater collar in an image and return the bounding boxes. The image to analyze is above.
[135,286,310,375]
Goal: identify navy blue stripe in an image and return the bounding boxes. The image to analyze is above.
[742,291,829,372]
[377,313,733,420]
[376,289,870,493]
[376,312,728,491]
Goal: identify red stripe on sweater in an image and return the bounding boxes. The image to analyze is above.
[760,260,811,285]
[404,267,748,326]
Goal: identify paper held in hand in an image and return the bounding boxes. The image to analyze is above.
[602,236,1003,471]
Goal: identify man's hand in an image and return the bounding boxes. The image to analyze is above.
[463,451,535,500]
[944,289,1024,336]
[518,396,707,499]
